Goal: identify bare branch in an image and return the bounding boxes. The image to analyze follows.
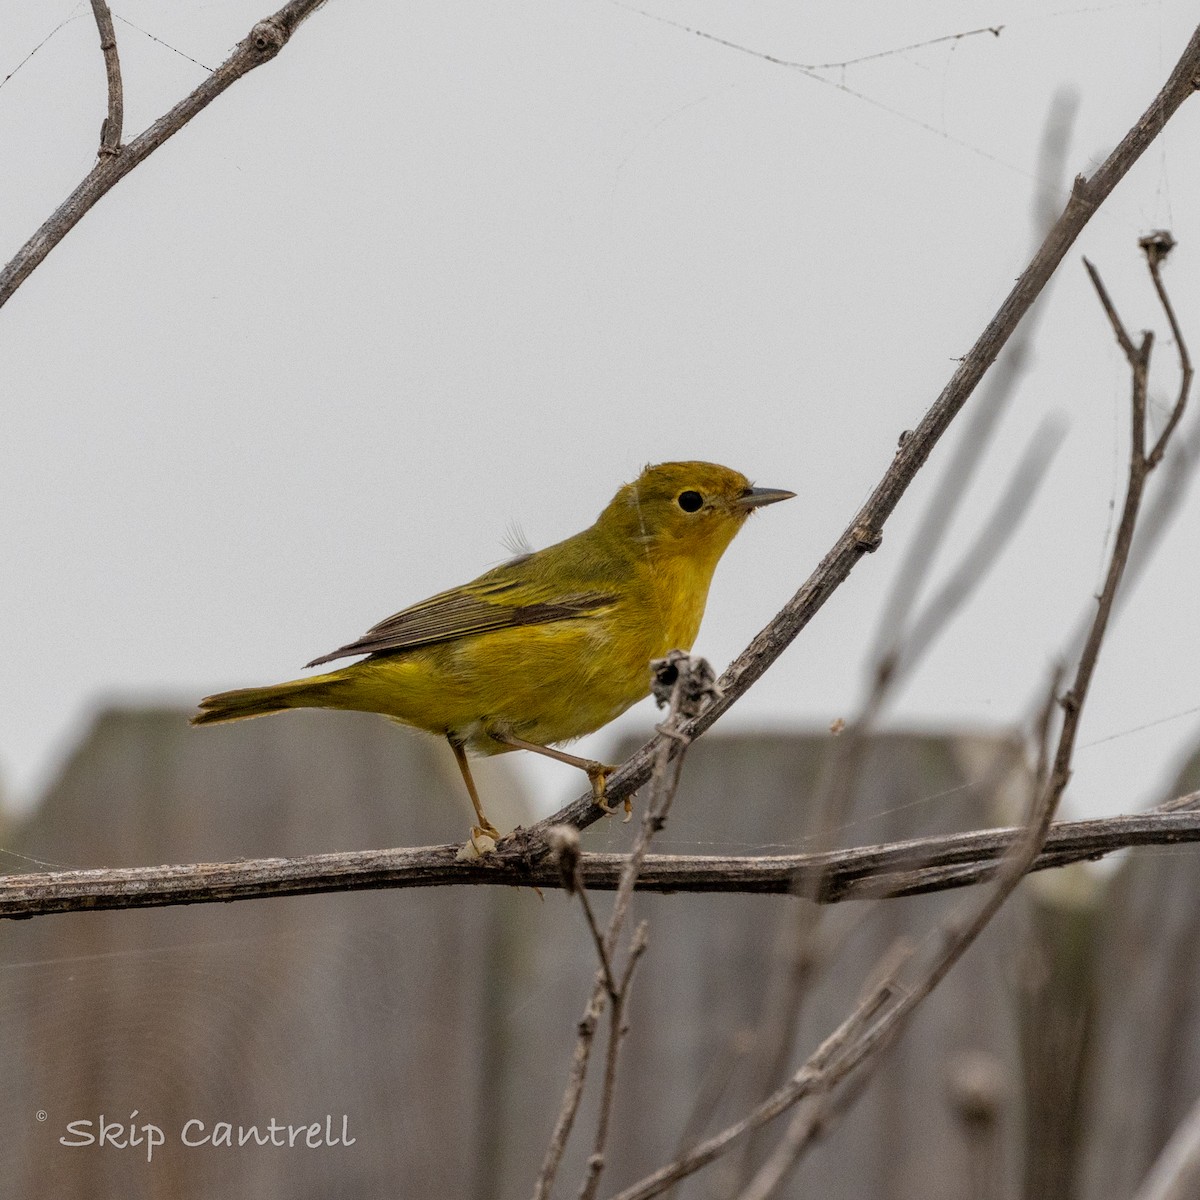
[0,0,327,310]
[4,805,1200,918]
[1140,232,1194,466]
[549,825,618,997]
[871,88,1078,673]
[89,0,124,156]
[1082,257,1140,361]
[535,984,605,1200]
[612,686,1059,1200]
[523,21,1200,849]
[579,921,649,1200]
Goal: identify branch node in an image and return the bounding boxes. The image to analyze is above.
[97,121,121,157]
[852,524,883,553]
[249,19,287,58]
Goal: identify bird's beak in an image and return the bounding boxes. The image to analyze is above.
[735,486,796,511]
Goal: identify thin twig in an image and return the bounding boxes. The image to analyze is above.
[536,656,707,1200]
[0,0,327,310]
[742,407,1060,1145]
[1140,233,1193,466]
[549,826,618,998]
[734,1031,892,1200]
[89,0,124,156]
[737,248,1196,1194]
[735,396,1059,1177]
[1053,241,1197,692]
[579,921,649,1200]
[870,88,1079,675]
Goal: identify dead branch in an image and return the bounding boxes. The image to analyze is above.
[523,20,1200,851]
[3,804,1200,919]
[89,0,123,156]
[0,0,327,310]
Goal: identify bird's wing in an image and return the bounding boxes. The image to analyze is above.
[304,574,615,668]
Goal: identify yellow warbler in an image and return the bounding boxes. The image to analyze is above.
[193,461,792,842]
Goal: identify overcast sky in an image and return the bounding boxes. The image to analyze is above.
[2,0,1199,833]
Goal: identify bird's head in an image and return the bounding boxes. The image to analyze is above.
[597,461,794,563]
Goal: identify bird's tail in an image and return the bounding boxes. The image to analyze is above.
[191,674,347,726]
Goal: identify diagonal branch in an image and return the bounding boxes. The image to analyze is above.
[0,0,328,310]
[518,21,1200,850]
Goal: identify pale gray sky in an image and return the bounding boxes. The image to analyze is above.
[2,0,1199,831]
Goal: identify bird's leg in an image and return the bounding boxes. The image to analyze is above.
[492,732,622,814]
[448,737,501,843]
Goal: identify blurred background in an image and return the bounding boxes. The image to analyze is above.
[2,1,1200,1195]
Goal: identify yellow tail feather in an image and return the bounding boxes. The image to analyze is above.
[191,675,345,726]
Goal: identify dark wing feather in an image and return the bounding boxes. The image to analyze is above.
[304,579,614,668]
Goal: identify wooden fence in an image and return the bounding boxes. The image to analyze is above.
[0,706,1195,1198]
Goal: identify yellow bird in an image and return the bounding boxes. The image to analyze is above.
[193,461,792,843]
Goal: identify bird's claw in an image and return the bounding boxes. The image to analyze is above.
[456,825,498,860]
[588,762,619,814]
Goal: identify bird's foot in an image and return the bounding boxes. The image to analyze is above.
[588,762,621,814]
[456,824,498,861]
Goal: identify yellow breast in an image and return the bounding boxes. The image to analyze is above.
[335,543,719,751]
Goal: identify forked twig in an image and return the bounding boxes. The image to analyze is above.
[0,0,328,309]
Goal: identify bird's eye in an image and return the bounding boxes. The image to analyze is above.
[677,490,704,513]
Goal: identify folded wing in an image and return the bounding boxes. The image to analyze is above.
[304,575,614,667]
